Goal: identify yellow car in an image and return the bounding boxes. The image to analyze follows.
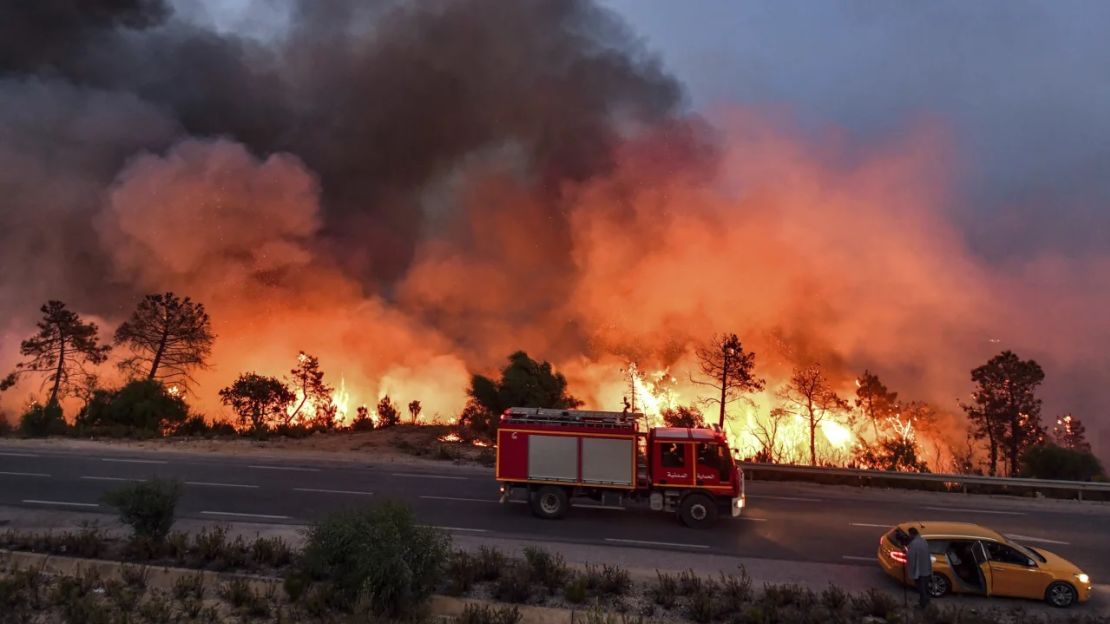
[877,521,1092,608]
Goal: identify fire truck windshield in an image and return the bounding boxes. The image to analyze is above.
[696,443,730,478]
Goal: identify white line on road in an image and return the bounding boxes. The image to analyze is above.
[850,523,890,528]
[606,538,710,550]
[248,465,320,472]
[393,472,468,480]
[573,503,625,511]
[751,495,822,502]
[22,499,99,508]
[81,476,144,482]
[842,555,877,562]
[187,481,259,489]
[201,511,290,520]
[1004,533,1071,546]
[0,452,39,458]
[420,525,489,533]
[735,516,768,522]
[0,471,51,478]
[101,458,167,465]
[420,495,495,503]
[294,488,374,496]
[925,506,1025,516]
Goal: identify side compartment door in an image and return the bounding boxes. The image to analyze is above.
[653,441,694,487]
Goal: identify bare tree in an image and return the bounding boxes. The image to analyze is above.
[1,301,110,406]
[777,363,849,466]
[286,352,333,426]
[752,407,790,463]
[692,334,765,427]
[114,293,214,388]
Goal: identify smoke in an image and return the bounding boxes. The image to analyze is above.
[0,0,1107,461]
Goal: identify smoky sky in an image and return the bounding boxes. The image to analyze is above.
[604,0,1110,262]
[0,0,684,289]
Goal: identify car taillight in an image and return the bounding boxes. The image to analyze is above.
[891,550,907,564]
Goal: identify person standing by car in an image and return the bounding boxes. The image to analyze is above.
[906,527,932,607]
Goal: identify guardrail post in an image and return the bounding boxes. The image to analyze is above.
[1078,490,1083,502]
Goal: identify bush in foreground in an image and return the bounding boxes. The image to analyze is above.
[291,501,449,617]
[102,479,183,543]
[1021,443,1105,482]
[19,403,67,437]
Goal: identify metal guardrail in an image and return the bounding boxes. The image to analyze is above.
[739,462,1110,500]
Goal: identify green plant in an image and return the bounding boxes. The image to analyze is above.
[523,546,569,592]
[475,546,508,582]
[104,578,141,614]
[76,379,189,436]
[101,479,182,542]
[120,564,150,589]
[445,550,478,596]
[137,590,173,624]
[296,502,449,617]
[19,403,67,437]
[458,603,523,624]
[677,569,702,596]
[718,568,753,614]
[849,588,898,618]
[172,572,205,602]
[651,571,678,609]
[492,562,534,604]
[0,414,13,436]
[251,535,293,568]
[821,583,849,612]
[220,578,270,618]
[563,575,588,604]
[598,564,631,596]
[192,525,230,564]
[173,414,210,437]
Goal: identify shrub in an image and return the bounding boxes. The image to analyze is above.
[676,569,702,596]
[445,550,478,596]
[220,578,270,618]
[349,406,375,432]
[598,564,631,596]
[475,546,508,582]
[650,571,678,609]
[172,572,205,602]
[101,479,183,542]
[849,588,898,618]
[251,536,293,569]
[563,575,589,604]
[172,415,210,437]
[458,603,523,624]
[492,563,534,604]
[208,421,238,437]
[718,568,753,613]
[523,546,569,592]
[76,380,188,436]
[295,502,449,617]
[0,413,12,436]
[377,396,401,428]
[19,403,67,437]
[1021,443,1105,481]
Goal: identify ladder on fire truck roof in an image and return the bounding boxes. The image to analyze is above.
[504,407,641,429]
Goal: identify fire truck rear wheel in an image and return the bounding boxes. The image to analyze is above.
[531,486,569,519]
[678,494,717,529]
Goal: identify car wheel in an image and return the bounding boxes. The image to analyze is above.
[678,494,718,529]
[1045,581,1077,608]
[530,486,569,519]
[927,573,950,597]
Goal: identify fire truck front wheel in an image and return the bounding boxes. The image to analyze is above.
[678,493,718,529]
[530,486,569,519]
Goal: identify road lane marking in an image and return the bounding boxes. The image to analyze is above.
[22,499,99,508]
[925,506,1025,516]
[573,503,625,511]
[248,465,320,472]
[0,452,39,458]
[187,481,259,489]
[735,516,767,522]
[751,495,822,502]
[842,555,877,562]
[0,471,51,478]
[850,523,890,528]
[101,458,167,465]
[201,511,290,520]
[1005,533,1070,546]
[81,476,143,482]
[421,495,495,503]
[420,525,489,533]
[605,538,709,550]
[294,488,374,496]
[393,473,467,480]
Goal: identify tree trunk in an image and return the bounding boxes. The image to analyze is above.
[985,425,997,476]
[808,398,817,466]
[148,325,169,380]
[718,355,728,428]
[48,337,65,407]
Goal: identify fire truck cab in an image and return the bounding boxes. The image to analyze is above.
[495,407,744,528]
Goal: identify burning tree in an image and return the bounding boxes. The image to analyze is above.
[661,405,705,428]
[752,407,791,463]
[377,396,401,428]
[854,370,898,439]
[693,334,764,428]
[218,373,295,434]
[962,350,1045,476]
[777,363,849,466]
[286,352,335,426]
[114,293,214,389]
[0,301,111,407]
[408,400,422,424]
[1052,414,1090,452]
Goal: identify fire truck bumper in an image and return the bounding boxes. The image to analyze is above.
[729,495,745,517]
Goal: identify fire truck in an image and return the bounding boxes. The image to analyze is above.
[496,407,744,528]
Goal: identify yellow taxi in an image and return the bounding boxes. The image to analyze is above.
[877,521,1092,608]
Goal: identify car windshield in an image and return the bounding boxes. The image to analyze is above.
[1007,540,1047,563]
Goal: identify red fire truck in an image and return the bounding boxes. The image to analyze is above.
[496,407,744,528]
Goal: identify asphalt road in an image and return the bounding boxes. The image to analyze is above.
[2,443,1108,585]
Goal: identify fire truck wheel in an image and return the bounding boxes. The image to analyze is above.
[530,486,569,519]
[678,494,717,529]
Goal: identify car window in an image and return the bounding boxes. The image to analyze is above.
[985,541,1034,566]
[1008,541,1047,564]
[661,443,687,468]
[695,443,727,476]
[927,539,949,555]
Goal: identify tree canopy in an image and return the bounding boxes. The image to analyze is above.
[218,373,294,433]
[962,350,1044,476]
[462,351,581,441]
[777,363,849,466]
[692,334,764,427]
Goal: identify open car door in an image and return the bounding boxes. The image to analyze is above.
[973,540,993,597]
